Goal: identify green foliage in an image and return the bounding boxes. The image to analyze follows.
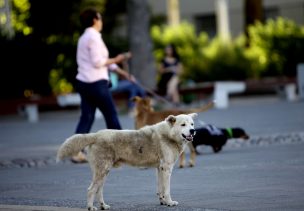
[49,54,74,95]
[11,0,32,35]
[151,21,262,82]
[247,17,304,77]
[49,69,74,95]
[197,37,256,81]
[0,0,128,98]
[151,17,304,83]
[151,21,209,82]
[0,0,32,38]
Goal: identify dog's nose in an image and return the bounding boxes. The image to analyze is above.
[190,129,196,135]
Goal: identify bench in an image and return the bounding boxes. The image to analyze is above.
[179,81,245,109]
[244,77,297,101]
[0,91,130,123]
[178,77,297,109]
[57,92,130,119]
[3,77,297,122]
[11,96,58,123]
[179,82,214,100]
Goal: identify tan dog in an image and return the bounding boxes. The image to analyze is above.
[132,96,214,168]
[57,113,197,210]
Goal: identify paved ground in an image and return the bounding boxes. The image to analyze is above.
[0,96,304,210]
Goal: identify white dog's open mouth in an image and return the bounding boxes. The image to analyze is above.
[182,134,194,142]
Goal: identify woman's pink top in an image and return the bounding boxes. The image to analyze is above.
[76,27,109,83]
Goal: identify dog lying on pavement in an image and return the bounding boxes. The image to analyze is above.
[57,113,197,210]
[179,124,250,167]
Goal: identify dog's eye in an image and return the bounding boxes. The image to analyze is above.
[191,123,194,126]
[181,123,186,126]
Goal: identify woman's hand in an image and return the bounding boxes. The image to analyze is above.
[114,51,132,64]
[123,52,132,60]
[114,54,126,63]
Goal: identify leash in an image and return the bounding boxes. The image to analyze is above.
[122,60,174,105]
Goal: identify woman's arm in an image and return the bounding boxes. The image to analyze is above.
[109,63,136,83]
[105,52,131,66]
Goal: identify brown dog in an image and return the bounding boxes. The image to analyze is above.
[132,96,214,168]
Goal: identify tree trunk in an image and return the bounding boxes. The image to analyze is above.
[245,0,263,35]
[0,0,14,39]
[127,0,156,89]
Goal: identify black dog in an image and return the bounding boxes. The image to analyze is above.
[192,124,250,153]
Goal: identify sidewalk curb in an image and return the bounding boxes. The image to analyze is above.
[0,205,86,211]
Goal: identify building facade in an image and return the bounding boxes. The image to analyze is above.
[148,0,304,38]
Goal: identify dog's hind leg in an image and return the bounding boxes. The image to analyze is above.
[87,162,112,210]
[87,180,100,211]
[96,168,111,210]
[157,163,178,206]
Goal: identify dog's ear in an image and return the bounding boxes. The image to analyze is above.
[165,115,176,126]
[188,113,198,119]
[131,96,141,102]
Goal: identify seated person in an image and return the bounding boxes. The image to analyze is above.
[109,64,147,113]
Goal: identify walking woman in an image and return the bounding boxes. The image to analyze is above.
[72,8,130,163]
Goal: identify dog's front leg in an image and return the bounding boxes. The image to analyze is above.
[179,151,186,168]
[157,167,164,204]
[158,163,178,206]
[188,143,196,167]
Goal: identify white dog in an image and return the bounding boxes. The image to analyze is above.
[57,113,197,210]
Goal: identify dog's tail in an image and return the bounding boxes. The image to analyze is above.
[186,100,215,113]
[56,133,96,162]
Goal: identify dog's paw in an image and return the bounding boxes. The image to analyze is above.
[179,164,185,168]
[188,162,195,167]
[165,200,179,206]
[100,203,110,210]
[158,194,166,205]
[87,206,97,211]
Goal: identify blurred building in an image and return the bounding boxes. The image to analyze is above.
[148,0,304,38]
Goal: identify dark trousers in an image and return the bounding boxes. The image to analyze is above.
[111,80,146,109]
[75,79,122,134]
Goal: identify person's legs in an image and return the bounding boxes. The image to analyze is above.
[128,83,146,109]
[134,83,146,97]
[93,80,122,130]
[112,80,146,111]
[167,76,180,105]
[75,96,96,134]
[75,80,97,134]
[73,80,97,163]
[112,80,130,93]
[157,73,174,96]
